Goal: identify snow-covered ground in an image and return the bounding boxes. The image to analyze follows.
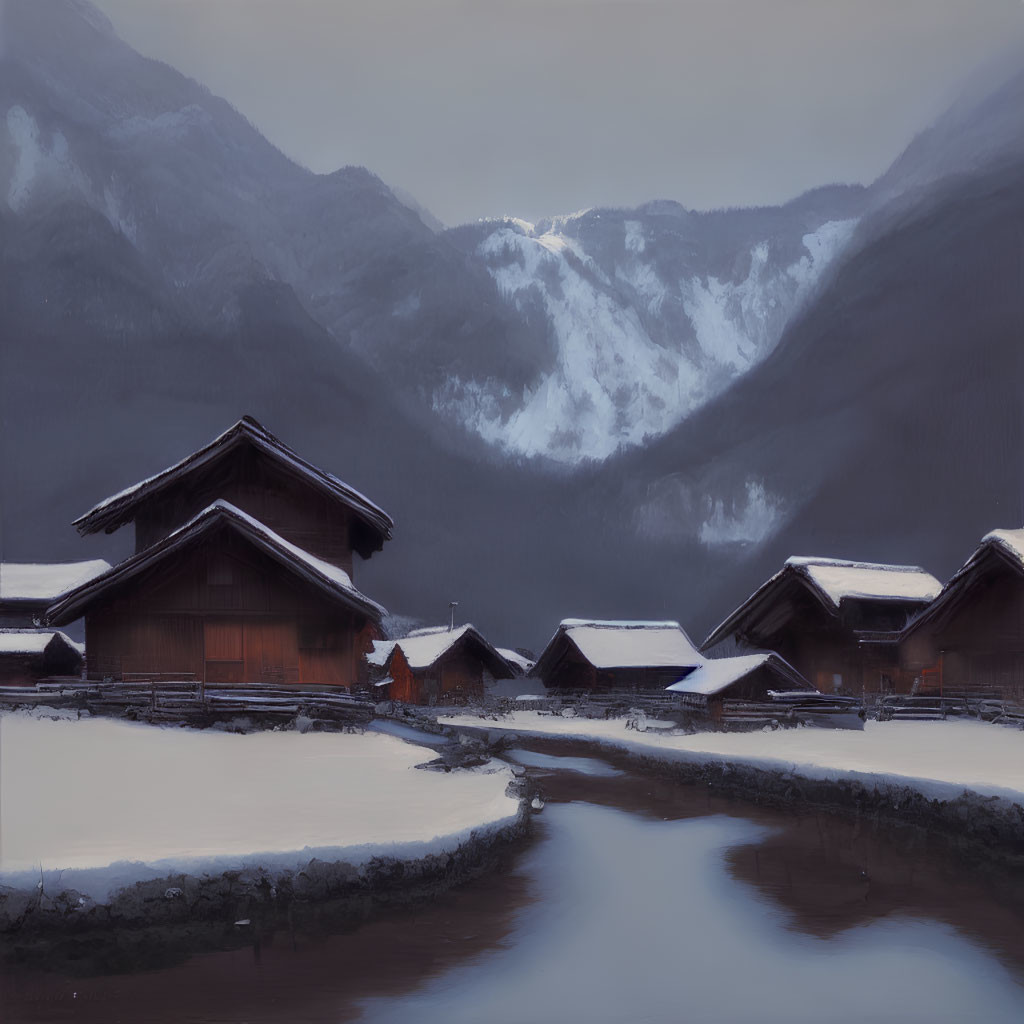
[0,714,518,898]
[441,712,1024,805]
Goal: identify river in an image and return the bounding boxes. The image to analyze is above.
[3,741,1024,1023]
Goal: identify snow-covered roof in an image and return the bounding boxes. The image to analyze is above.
[786,557,942,606]
[497,648,535,673]
[983,529,1024,566]
[542,619,702,671]
[0,560,112,602]
[48,500,386,625]
[666,653,810,697]
[72,416,394,548]
[703,555,942,652]
[0,629,84,657]
[903,528,1024,640]
[367,624,513,675]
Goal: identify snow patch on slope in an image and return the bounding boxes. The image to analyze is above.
[699,480,785,548]
[452,225,702,460]
[5,104,138,243]
[439,216,858,463]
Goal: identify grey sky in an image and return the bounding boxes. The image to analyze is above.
[92,0,1024,226]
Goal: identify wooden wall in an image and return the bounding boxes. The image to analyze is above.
[724,583,914,696]
[387,647,417,704]
[0,600,47,629]
[901,562,1024,699]
[133,444,355,574]
[542,639,691,691]
[84,531,369,687]
[0,644,82,685]
[437,646,485,702]
[385,642,486,705]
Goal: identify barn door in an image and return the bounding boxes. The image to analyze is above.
[243,620,296,685]
[204,620,245,684]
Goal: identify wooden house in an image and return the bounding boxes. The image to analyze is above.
[47,417,393,688]
[666,652,813,718]
[702,557,942,696]
[367,625,515,705]
[0,560,110,627]
[0,630,84,685]
[533,619,703,691]
[71,416,392,576]
[900,529,1024,700]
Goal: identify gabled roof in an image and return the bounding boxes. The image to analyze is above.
[702,556,941,651]
[534,619,703,677]
[903,529,1024,638]
[983,529,1024,566]
[785,557,942,606]
[368,624,514,677]
[47,501,386,626]
[72,416,394,549]
[0,629,85,657]
[666,652,811,697]
[0,560,111,602]
[497,647,535,675]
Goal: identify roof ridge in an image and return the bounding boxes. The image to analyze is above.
[786,556,931,574]
[72,416,394,541]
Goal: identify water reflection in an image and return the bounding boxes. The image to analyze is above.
[357,805,1024,1024]
[3,742,1024,1024]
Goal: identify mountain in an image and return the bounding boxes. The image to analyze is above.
[611,137,1024,640]
[2,0,1023,651]
[438,188,864,462]
[0,0,870,469]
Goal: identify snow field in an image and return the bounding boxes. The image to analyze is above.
[0,714,519,878]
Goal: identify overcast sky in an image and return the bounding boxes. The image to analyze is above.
[91,0,1024,226]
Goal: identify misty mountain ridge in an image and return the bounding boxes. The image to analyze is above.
[3,0,1023,648]
[2,0,874,465]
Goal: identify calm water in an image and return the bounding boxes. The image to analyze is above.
[4,742,1024,1023]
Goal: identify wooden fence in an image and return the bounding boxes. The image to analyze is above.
[0,677,374,727]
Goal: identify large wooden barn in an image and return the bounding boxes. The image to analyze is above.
[47,418,393,688]
[367,625,515,705]
[702,557,942,696]
[900,529,1024,700]
[533,619,703,691]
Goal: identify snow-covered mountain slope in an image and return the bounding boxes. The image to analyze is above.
[441,202,861,461]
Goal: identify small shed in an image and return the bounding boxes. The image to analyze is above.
[496,648,536,677]
[367,625,515,705]
[0,629,84,685]
[0,560,111,628]
[666,652,813,716]
[533,619,703,691]
[901,529,1024,699]
[702,557,942,696]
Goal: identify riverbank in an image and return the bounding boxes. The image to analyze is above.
[440,713,1024,861]
[0,713,528,952]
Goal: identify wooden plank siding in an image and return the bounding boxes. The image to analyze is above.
[541,639,691,691]
[901,561,1024,700]
[133,444,355,575]
[84,533,366,687]
[382,642,488,705]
